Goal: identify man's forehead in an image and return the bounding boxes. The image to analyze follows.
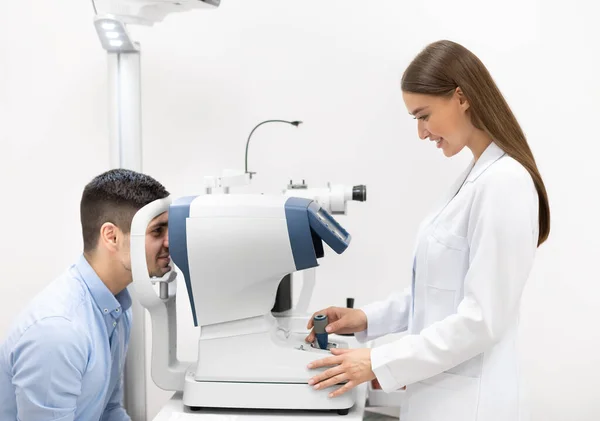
[150,211,169,226]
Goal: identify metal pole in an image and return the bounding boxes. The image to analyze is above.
[107,49,147,421]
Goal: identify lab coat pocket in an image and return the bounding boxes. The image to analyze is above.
[407,372,479,421]
[423,225,469,327]
[425,224,469,290]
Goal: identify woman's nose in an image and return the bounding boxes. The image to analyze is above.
[418,120,430,140]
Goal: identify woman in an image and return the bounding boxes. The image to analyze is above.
[305,40,550,421]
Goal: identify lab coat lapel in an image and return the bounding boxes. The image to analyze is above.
[411,141,506,265]
[428,160,474,224]
[465,142,506,183]
[430,142,506,224]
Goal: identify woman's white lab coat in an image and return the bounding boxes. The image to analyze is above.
[356,142,539,421]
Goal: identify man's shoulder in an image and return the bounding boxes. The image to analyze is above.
[33,267,88,314]
[4,266,90,344]
[2,316,92,385]
[1,315,92,372]
[0,265,95,377]
[20,316,89,348]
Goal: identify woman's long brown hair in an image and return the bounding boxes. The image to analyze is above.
[402,40,550,246]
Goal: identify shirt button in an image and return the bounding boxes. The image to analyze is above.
[113,322,117,327]
[104,309,109,313]
[116,308,120,313]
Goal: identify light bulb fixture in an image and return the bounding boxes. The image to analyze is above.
[94,15,139,53]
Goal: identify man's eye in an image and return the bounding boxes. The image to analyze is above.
[418,115,429,121]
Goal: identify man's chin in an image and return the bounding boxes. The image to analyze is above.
[150,267,171,278]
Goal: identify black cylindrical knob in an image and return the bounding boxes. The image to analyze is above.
[352,185,367,202]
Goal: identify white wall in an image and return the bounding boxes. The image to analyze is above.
[0,0,108,331]
[1,1,599,420]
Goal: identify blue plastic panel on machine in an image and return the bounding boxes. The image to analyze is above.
[284,197,319,271]
[169,196,199,326]
[284,197,352,272]
[307,202,351,254]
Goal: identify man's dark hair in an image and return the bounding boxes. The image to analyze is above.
[80,169,170,253]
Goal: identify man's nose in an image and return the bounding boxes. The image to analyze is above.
[164,229,169,249]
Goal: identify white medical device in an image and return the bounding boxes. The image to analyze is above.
[272,181,366,319]
[284,181,367,216]
[92,0,220,26]
[131,194,356,414]
[199,173,368,319]
[93,1,364,415]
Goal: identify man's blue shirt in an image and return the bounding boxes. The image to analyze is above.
[0,255,132,421]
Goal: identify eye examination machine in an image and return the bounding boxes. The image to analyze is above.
[130,193,357,415]
[91,0,374,417]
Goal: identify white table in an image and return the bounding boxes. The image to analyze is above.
[152,384,368,421]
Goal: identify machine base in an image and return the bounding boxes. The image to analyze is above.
[188,406,351,416]
[183,370,355,414]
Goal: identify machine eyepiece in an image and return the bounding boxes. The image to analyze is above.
[352,185,367,202]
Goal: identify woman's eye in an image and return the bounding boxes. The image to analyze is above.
[418,115,429,121]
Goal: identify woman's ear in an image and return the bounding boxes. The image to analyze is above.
[455,87,470,111]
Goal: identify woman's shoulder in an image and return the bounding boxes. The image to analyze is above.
[478,154,533,189]
[469,155,537,208]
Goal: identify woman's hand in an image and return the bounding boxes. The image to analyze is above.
[307,348,375,398]
[305,307,368,343]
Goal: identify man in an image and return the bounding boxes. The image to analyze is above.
[0,169,171,420]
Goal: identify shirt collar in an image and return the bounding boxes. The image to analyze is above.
[76,254,132,318]
[466,141,506,183]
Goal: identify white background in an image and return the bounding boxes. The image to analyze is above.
[1,0,599,420]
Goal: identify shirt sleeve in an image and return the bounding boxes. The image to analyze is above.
[354,288,412,343]
[371,170,538,391]
[12,317,89,421]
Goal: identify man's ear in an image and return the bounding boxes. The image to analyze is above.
[455,87,470,111]
[99,222,119,253]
